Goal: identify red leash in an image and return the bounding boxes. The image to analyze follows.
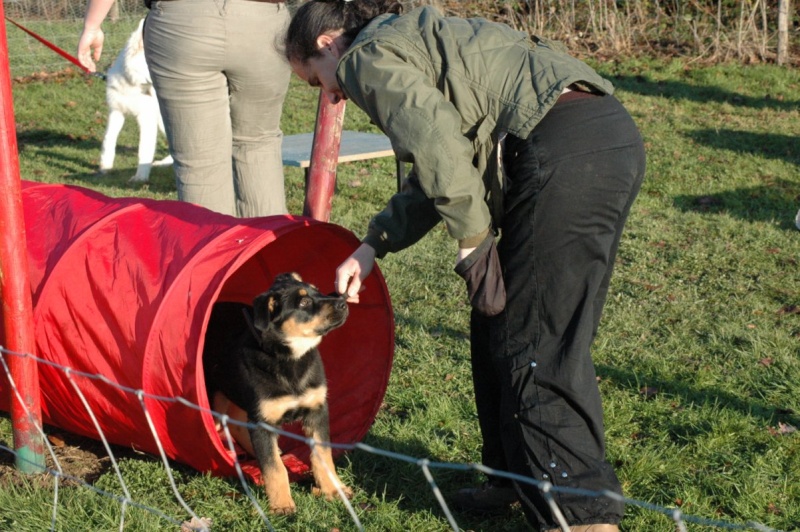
[4,15,99,77]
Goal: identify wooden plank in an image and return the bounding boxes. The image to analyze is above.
[282,131,395,168]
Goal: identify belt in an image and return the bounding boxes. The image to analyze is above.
[556,86,602,104]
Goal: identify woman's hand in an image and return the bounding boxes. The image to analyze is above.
[77,27,105,73]
[76,0,116,73]
[336,244,377,303]
[456,246,476,266]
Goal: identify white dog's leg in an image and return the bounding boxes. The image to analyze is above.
[99,109,125,173]
[130,106,159,182]
[153,104,173,167]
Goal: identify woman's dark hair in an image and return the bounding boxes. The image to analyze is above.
[284,0,403,63]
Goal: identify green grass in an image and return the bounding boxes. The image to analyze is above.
[1,53,799,531]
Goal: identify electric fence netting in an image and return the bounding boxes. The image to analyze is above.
[0,347,783,532]
[1,2,797,532]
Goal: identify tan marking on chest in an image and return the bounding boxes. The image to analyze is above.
[258,386,328,424]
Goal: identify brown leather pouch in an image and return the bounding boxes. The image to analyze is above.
[454,233,506,317]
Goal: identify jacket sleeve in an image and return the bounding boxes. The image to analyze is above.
[362,170,441,259]
[339,42,493,255]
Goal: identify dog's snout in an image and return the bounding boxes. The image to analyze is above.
[326,291,348,309]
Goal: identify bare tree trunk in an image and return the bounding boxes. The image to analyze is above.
[777,0,790,65]
[760,0,768,61]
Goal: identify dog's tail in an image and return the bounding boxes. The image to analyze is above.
[126,19,149,82]
[127,19,146,57]
[112,18,151,87]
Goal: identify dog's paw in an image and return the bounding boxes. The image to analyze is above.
[129,174,150,183]
[312,484,353,501]
[268,500,297,515]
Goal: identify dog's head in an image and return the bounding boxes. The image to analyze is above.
[252,272,349,358]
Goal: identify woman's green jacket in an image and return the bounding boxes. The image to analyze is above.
[336,6,613,257]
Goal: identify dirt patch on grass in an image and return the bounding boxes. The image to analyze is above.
[0,425,133,488]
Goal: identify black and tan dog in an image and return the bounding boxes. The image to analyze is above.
[203,272,352,514]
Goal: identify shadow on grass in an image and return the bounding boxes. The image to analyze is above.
[610,74,799,168]
[686,128,799,167]
[17,128,173,192]
[348,432,530,530]
[17,129,98,172]
[672,178,799,228]
[597,364,800,429]
[608,74,800,113]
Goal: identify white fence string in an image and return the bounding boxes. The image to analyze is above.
[307,438,364,530]
[135,388,206,528]
[540,481,572,531]
[419,458,459,532]
[0,348,183,529]
[218,417,275,531]
[0,346,784,532]
[65,367,132,531]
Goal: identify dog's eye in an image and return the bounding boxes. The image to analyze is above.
[299,297,313,309]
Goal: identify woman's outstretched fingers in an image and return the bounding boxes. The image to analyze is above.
[335,244,377,302]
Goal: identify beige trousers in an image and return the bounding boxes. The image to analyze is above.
[144,0,290,217]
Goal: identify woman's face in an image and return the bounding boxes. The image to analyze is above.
[290,33,347,105]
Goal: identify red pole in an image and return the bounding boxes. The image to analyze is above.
[302,91,346,222]
[0,6,46,472]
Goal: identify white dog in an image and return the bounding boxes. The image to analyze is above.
[99,19,172,182]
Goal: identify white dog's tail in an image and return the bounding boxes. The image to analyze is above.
[121,19,151,87]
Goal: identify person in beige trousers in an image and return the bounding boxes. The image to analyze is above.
[79,0,291,218]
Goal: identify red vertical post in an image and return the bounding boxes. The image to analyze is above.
[302,91,346,222]
[0,4,46,472]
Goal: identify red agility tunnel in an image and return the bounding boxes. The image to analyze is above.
[0,181,394,482]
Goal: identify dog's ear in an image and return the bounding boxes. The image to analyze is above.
[252,292,278,333]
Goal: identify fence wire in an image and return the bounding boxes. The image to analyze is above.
[0,346,784,532]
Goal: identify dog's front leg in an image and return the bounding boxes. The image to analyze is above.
[304,406,353,501]
[251,425,295,515]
